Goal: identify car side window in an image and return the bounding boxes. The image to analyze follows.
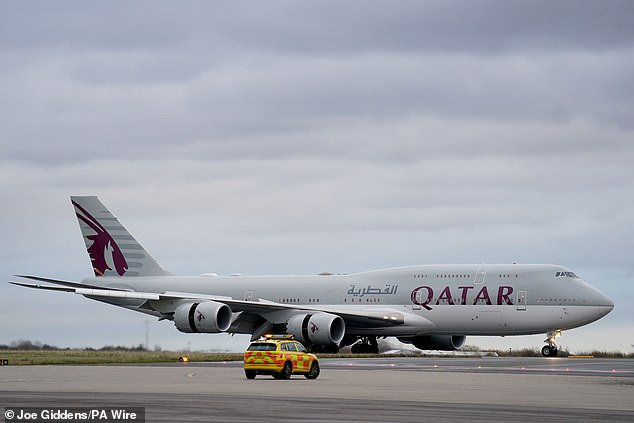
[294,342,306,353]
[281,343,288,351]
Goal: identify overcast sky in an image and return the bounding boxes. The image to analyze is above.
[1,1,633,353]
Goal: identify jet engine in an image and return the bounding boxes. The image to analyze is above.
[286,312,345,346]
[173,301,232,334]
[399,335,466,351]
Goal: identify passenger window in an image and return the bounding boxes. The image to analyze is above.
[294,342,306,353]
[281,343,288,351]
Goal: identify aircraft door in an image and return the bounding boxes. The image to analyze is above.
[517,291,527,311]
[474,265,489,284]
[412,290,422,310]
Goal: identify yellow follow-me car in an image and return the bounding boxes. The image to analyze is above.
[243,335,320,380]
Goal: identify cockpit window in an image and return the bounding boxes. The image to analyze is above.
[555,271,579,278]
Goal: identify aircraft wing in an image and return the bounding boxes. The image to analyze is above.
[11,276,407,328]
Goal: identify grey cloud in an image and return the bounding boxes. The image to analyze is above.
[3,51,632,165]
[2,2,633,168]
[1,1,633,352]
[3,1,633,54]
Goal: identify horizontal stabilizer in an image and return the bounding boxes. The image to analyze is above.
[14,275,124,290]
[10,281,75,293]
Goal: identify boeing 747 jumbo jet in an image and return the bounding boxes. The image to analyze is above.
[12,197,614,356]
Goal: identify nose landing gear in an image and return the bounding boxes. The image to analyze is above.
[541,330,561,357]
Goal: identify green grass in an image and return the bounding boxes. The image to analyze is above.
[1,350,481,365]
[0,350,244,366]
[2,349,631,366]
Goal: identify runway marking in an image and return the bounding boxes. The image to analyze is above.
[162,357,634,377]
[321,360,634,376]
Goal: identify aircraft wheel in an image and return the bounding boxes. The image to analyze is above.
[541,345,558,357]
[305,361,320,379]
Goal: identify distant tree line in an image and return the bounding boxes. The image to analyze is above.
[0,340,62,350]
[0,340,157,352]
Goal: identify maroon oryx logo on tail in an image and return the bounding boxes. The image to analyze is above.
[72,200,128,277]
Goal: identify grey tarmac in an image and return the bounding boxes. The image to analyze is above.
[1,358,633,422]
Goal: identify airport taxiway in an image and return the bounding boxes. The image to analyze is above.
[1,357,633,422]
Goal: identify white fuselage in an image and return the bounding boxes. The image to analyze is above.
[87,263,614,338]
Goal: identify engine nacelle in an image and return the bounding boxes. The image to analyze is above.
[286,312,345,346]
[400,335,466,351]
[173,301,232,334]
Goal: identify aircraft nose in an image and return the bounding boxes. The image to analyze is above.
[596,291,614,315]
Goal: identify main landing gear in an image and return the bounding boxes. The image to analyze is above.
[351,336,379,354]
[541,330,561,357]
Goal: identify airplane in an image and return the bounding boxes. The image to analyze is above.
[11,196,614,357]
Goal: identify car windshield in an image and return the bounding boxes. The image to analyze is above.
[247,343,277,351]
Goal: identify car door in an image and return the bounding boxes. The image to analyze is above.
[293,341,309,371]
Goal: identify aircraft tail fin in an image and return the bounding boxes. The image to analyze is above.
[71,196,172,277]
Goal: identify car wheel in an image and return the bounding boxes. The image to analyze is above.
[305,361,320,379]
[280,362,292,380]
[245,370,256,379]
